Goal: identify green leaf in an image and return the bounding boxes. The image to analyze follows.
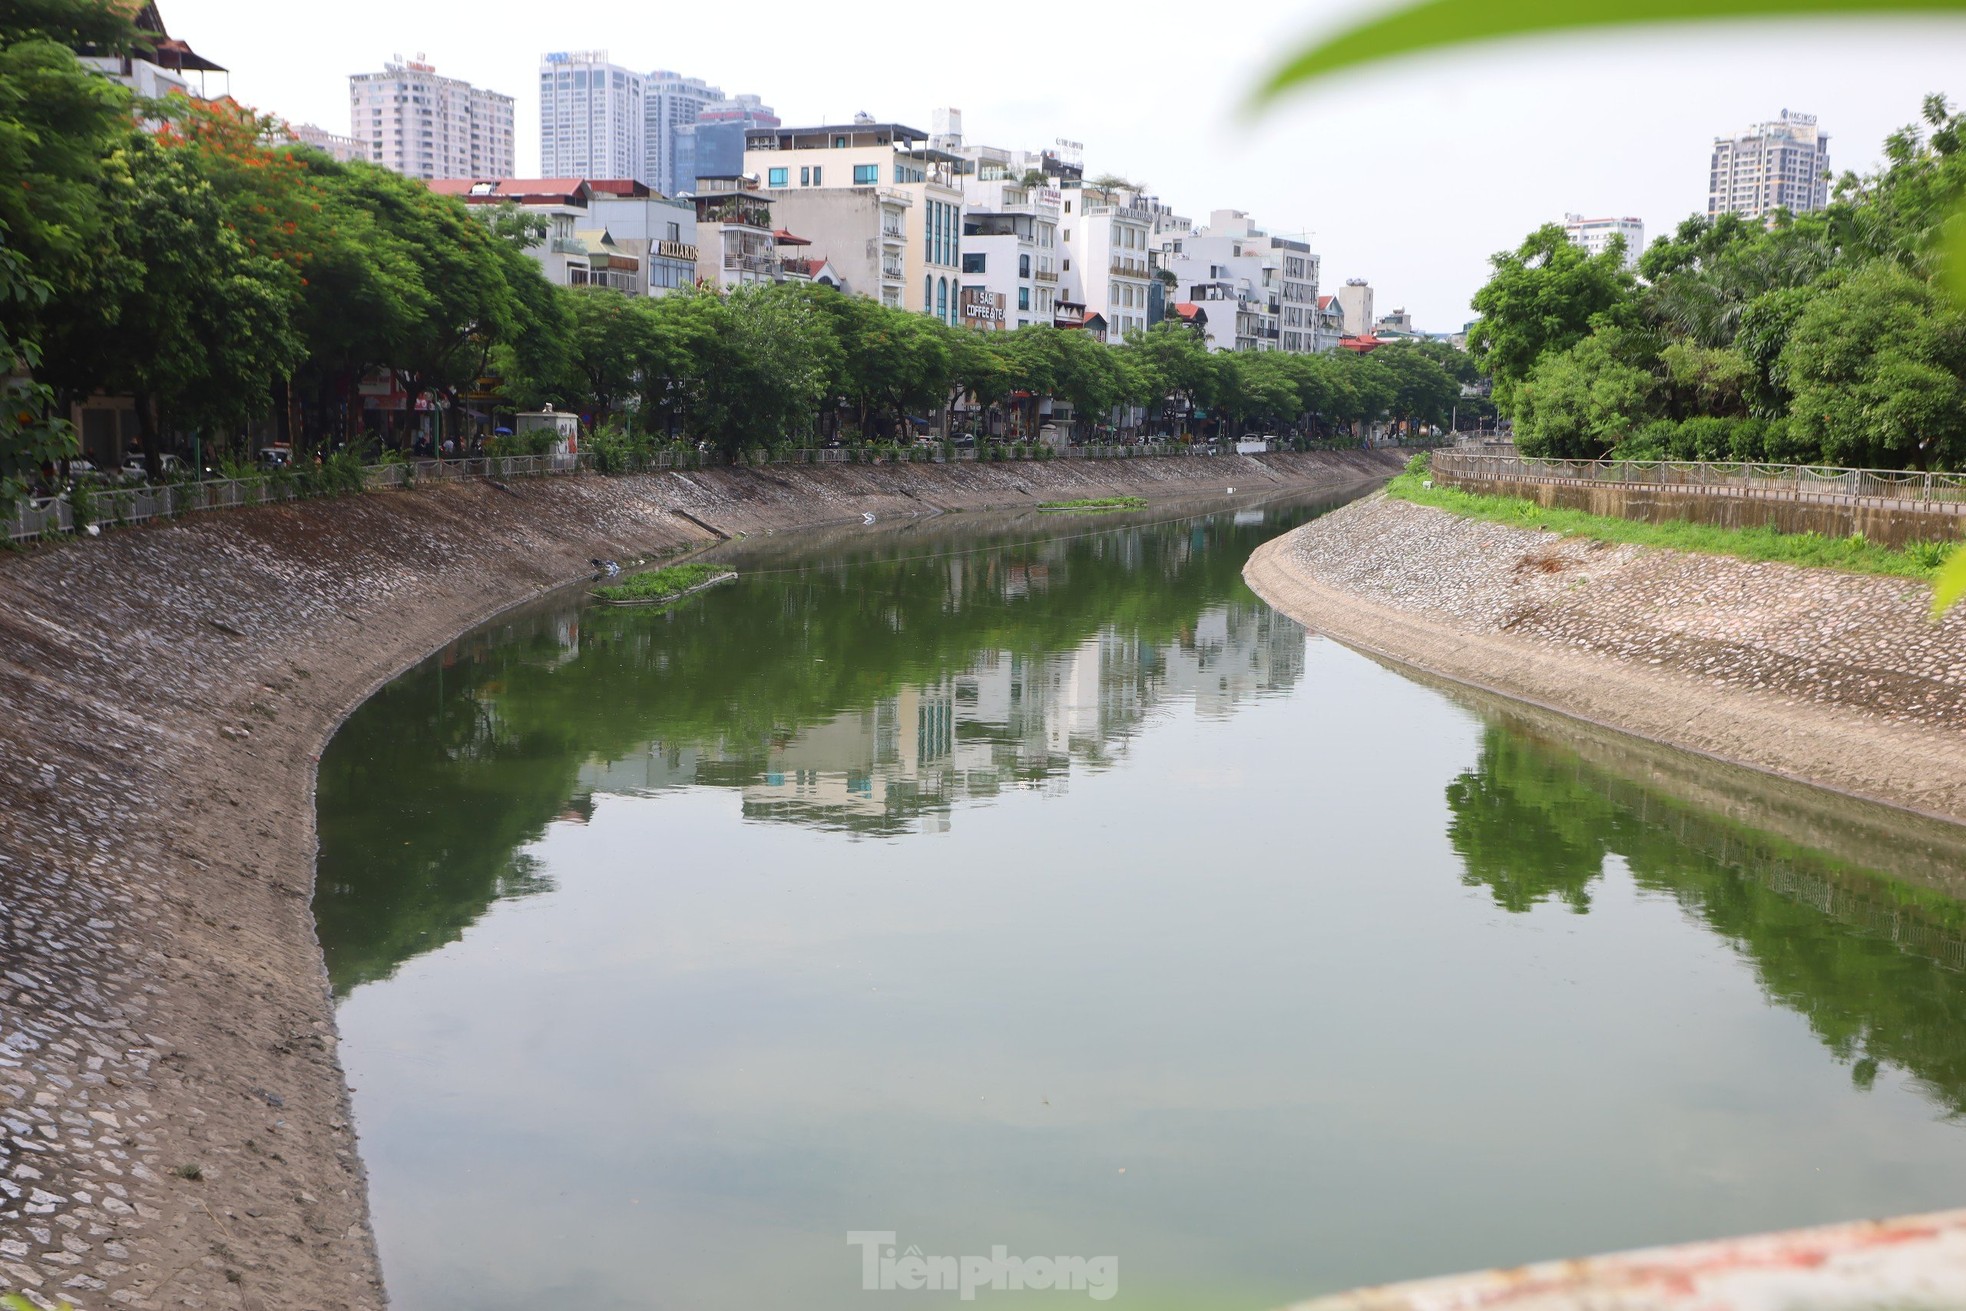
[1946,208,1966,310]
[1255,0,1966,106]
[1934,548,1966,618]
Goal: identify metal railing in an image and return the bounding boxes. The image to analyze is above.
[7,440,1380,543]
[1432,451,1966,511]
[6,452,584,543]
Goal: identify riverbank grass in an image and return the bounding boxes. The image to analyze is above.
[1036,496,1149,513]
[593,563,736,605]
[1386,464,1956,581]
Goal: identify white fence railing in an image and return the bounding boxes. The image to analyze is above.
[1433,451,1966,511]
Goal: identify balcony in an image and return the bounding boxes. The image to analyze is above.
[1034,269,1058,283]
[549,236,586,254]
[723,253,779,274]
[1109,261,1148,279]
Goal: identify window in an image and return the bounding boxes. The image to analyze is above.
[853,163,879,185]
[961,253,986,273]
[937,277,948,323]
[769,167,788,187]
[1019,253,1030,278]
[799,166,810,186]
[834,135,849,148]
[811,166,822,186]
[1018,287,1030,311]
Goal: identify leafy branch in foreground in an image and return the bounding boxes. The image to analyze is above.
[1254,0,1966,106]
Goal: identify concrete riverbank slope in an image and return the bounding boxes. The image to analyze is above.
[0,450,1396,1311]
[1245,493,1966,824]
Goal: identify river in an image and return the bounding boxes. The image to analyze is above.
[315,492,1966,1310]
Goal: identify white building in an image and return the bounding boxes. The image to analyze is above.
[1066,183,1154,341]
[349,59,515,181]
[1155,209,1319,353]
[289,122,365,164]
[1563,213,1645,268]
[744,118,964,325]
[586,181,700,294]
[1709,110,1831,219]
[1337,279,1374,337]
[539,51,646,183]
[943,117,1066,331]
[429,178,644,294]
[644,71,722,197]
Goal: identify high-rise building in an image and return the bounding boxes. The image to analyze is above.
[676,94,779,194]
[539,51,646,183]
[349,58,515,180]
[1563,213,1645,268]
[644,71,722,196]
[1708,110,1830,219]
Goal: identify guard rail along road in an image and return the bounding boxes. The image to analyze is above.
[1430,450,1966,548]
[5,439,1324,544]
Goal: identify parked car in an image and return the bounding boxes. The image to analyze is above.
[258,445,294,469]
[120,454,185,481]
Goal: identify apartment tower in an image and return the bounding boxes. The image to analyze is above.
[539,51,646,183]
[349,58,515,180]
[1708,110,1831,219]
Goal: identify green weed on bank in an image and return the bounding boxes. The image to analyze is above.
[593,563,735,604]
[1386,463,1957,582]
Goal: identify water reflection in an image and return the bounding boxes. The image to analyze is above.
[1446,714,1966,1113]
[316,501,1322,993]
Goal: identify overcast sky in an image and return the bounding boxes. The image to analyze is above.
[169,0,1966,330]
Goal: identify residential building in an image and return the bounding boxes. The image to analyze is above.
[1154,209,1319,352]
[1312,295,1346,353]
[1563,213,1645,268]
[1066,182,1155,341]
[744,118,964,325]
[76,4,226,101]
[289,122,365,163]
[752,186,912,305]
[689,176,781,290]
[586,180,700,294]
[1708,110,1831,219]
[1372,307,1424,340]
[940,117,1079,330]
[1337,279,1374,337]
[644,71,722,197]
[676,95,779,193]
[350,59,515,180]
[427,178,642,293]
[954,142,1064,329]
[539,51,645,184]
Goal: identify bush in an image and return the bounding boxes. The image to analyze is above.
[1403,451,1431,477]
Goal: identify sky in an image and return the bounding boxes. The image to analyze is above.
[166,0,1966,331]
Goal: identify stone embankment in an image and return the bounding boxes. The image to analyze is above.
[0,450,1397,1311]
[1245,493,1966,823]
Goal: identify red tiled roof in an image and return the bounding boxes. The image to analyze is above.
[1338,334,1384,352]
[1171,302,1203,320]
[1317,295,1335,309]
[773,228,811,246]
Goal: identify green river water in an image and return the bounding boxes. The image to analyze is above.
[315,492,1966,1310]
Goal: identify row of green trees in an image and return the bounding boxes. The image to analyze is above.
[525,284,1479,450]
[1469,93,1966,470]
[1,0,1472,488]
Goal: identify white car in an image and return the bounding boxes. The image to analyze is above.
[121,454,185,481]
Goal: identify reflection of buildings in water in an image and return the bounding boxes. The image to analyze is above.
[574,601,1304,834]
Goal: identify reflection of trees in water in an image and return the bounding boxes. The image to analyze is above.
[316,509,1310,994]
[1447,725,1966,1114]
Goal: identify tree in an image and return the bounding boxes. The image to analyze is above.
[1782,261,1966,469]
[1469,224,1636,412]
[1513,331,1656,459]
